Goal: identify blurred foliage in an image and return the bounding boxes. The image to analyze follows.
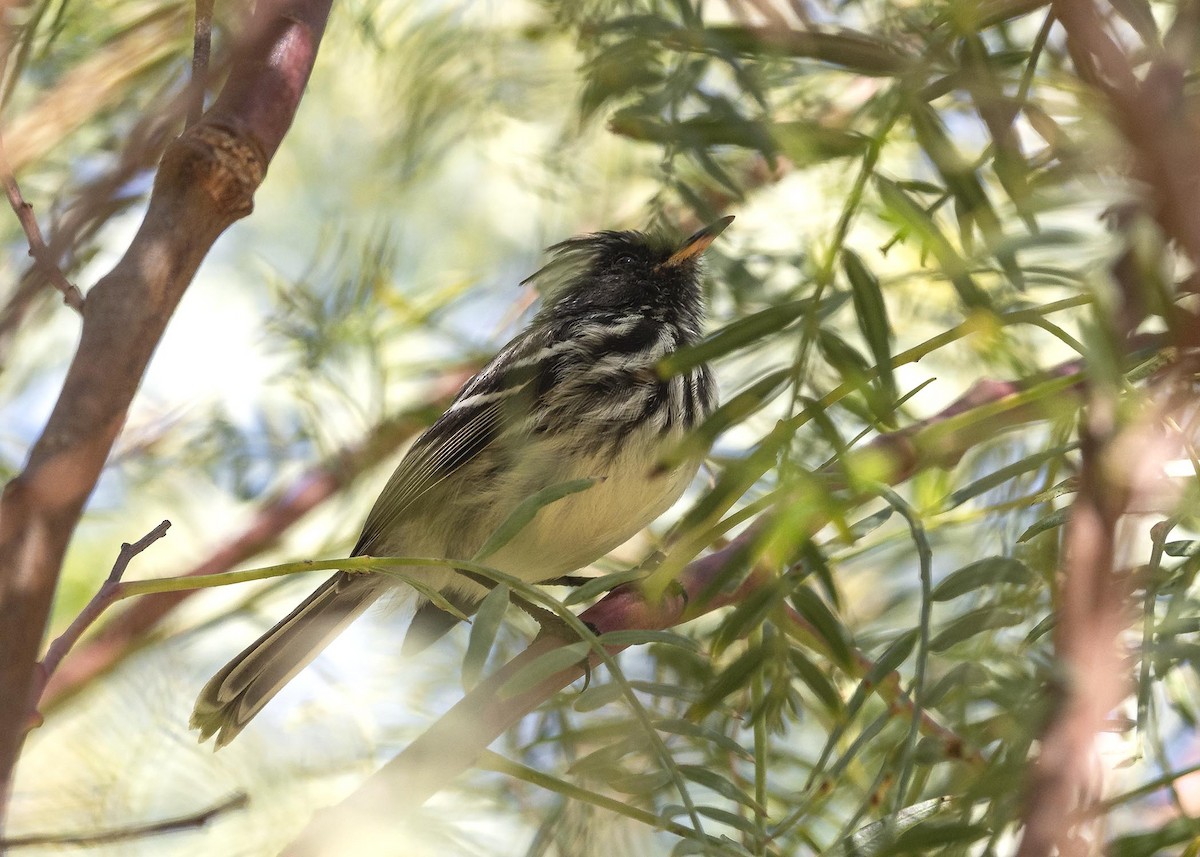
[6,0,1200,855]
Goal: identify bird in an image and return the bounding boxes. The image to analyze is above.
[191,216,733,748]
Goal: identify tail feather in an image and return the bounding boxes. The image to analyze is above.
[191,571,382,748]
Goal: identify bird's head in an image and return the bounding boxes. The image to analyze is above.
[525,216,733,324]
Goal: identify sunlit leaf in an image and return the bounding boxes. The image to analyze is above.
[843,248,895,403]
[462,583,509,690]
[498,643,591,698]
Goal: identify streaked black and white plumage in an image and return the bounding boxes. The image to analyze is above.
[192,217,732,747]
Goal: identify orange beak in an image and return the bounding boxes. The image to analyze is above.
[659,215,734,268]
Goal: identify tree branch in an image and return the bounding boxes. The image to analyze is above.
[1015,400,1177,856]
[34,520,171,701]
[0,0,333,828]
[0,792,246,849]
[0,133,84,312]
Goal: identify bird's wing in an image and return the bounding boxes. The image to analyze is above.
[352,329,559,555]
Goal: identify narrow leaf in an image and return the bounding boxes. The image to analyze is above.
[563,568,646,606]
[789,648,844,714]
[659,299,813,377]
[1016,507,1069,542]
[930,607,1024,652]
[688,643,767,718]
[462,583,509,690]
[678,766,763,812]
[791,585,854,669]
[931,556,1032,601]
[843,249,895,400]
[499,642,591,698]
[474,478,599,562]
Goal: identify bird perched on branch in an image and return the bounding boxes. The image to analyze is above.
[192,216,733,747]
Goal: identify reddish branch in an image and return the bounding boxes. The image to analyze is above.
[0,0,333,828]
[188,0,215,129]
[1051,0,1200,269]
[1015,401,1179,856]
[1011,3,1200,853]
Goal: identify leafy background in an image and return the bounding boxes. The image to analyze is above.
[2,0,1199,855]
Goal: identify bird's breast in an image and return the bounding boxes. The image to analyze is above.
[476,426,701,583]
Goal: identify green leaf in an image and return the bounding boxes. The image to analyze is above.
[609,114,868,161]
[931,556,1032,601]
[788,647,844,714]
[679,765,763,811]
[1016,507,1070,542]
[688,643,768,718]
[580,35,666,120]
[1164,540,1200,558]
[713,579,781,654]
[1109,817,1200,857]
[883,821,989,854]
[875,176,990,308]
[659,299,813,377]
[562,568,646,606]
[567,735,647,777]
[668,25,912,76]
[473,478,599,562]
[462,583,509,690]
[866,630,918,686]
[573,682,624,712]
[607,769,673,795]
[695,804,759,834]
[1024,612,1056,644]
[947,442,1078,507]
[790,585,854,669]
[599,629,700,650]
[843,249,895,401]
[658,720,754,760]
[842,797,952,855]
[847,507,894,542]
[930,607,1024,652]
[498,642,591,698]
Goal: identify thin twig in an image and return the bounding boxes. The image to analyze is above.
[38,367,474,709]
[0,792,246,849]
[188,0,214,128]
[35,521,171,699]
[0,132,83,312]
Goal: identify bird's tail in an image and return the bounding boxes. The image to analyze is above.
[191,571,382,748]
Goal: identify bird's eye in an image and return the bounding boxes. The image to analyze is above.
[617,255,635,266]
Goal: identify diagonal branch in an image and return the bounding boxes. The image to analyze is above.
[0,0,334,828]
[0,133,83,312]
[0,792,246,849]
